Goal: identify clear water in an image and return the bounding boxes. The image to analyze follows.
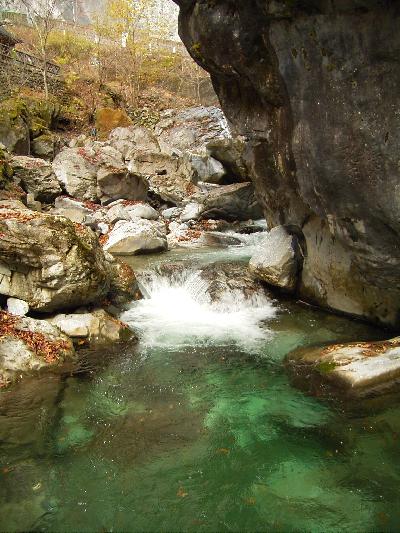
[1,248,399,532]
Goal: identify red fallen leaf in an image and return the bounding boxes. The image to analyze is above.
[177,487,188,498]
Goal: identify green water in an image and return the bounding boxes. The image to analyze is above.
[1,251,400,532]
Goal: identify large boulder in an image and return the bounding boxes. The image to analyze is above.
[286,337,400,398]
[174,0,400,327]
[109,126,160,159]
[249,226,302,292]
[52,144,148,203]
[0,311,75,386]
[194,182,263,221]
[128,150,195,204]
[185,153,227,184]
[11,156,62,203]
[103,219,168,255]
[154,106,230,154]
[0,207,111,312]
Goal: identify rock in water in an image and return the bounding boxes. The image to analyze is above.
[174,0,400,327]
[0,312,75,385]
[286,337,400,398]
[103,219,168,255]
[249,226,301,292]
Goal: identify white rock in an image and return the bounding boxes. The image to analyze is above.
[180,202,204,222]
[7,298,29,317]
[53,196,95,223]
[249,225,300,292]
[187,153,226,184]
[103,219,168,255]
[161,207,182,220]
[125,203,159,220]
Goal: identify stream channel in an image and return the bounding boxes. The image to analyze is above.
[1,235,399,532]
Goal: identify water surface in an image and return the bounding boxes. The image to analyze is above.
[0,247,398,532]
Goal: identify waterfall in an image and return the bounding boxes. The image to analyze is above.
[120,266,277,351]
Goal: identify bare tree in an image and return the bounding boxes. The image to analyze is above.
[19,0,66,98]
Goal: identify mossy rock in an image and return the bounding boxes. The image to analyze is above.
[0,147,14,189]
[0,98,30,155]
[95,107,132,136]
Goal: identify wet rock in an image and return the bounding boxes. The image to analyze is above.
[154,106,230,154]
[195,182,262,221]
[48,309,133,344]
[0,313,75,385]
[103,219,168,255]
[0,207,111,312]
[286,337,400,398]
[11,156,62,203]
[7,297,29,316]
[109,125,160,158]
[249,226,302,292]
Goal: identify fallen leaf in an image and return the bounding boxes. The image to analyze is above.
[177,487,188,498]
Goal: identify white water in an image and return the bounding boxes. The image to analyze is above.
[121,267,277,351]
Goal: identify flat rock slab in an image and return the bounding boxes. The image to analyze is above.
[286,337,400,397]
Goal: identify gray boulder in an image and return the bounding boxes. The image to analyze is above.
[195,182,263,221]
[12,156,62,203]
[154,106,230,154]
[249,226,301,292]
[109,126,160,158]
[185,153,227,184]
[0,313,75,385]
[286,337,400,398]
[103,219,168,255]
[31,134,55,159]
[0,207,111,312]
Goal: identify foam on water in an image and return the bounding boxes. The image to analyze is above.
[121,268,277,350]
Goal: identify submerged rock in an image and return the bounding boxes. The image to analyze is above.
[286,337,400,398]
[249,226,302,292]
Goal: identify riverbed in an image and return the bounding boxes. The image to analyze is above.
[1,244,399,532]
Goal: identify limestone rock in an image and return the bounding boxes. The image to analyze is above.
[249,226,301,292]
[48,309,133,344]
[53,196,98,224]
[52,146,98,200]
[11,156,62,203]
[109,125,160,158]
[186,153,226,184]
[286,337,400,397]
[0,313,75,385]
[103,219,168,255]
[7,298,29,316]
[180,202,204,222]
[196,182,262,221]
[154,106,230,154]
[0,207,111,312]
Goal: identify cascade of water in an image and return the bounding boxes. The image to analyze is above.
[121,266,277,351]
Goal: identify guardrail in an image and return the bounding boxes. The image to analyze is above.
[0,43,60,76]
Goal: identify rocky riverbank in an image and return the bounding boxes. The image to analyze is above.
[0,105,265,386]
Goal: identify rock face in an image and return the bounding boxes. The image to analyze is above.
[249,226,301,292]
[286,337,400,398]
[174,0,400,327]
[0,208,111,312]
